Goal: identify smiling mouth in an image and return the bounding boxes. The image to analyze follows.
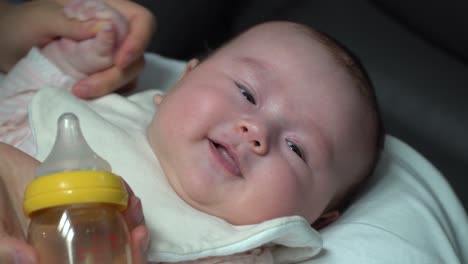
[209,140,242,177]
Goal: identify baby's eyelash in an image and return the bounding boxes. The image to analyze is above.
[286,140,305,160]
[236,83,256,105]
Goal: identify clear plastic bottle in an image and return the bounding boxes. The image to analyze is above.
[23,113,131,264]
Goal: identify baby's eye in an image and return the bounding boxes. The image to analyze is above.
[237,83,256,105]
[286,140,305,160]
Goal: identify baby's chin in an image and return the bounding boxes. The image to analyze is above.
[164,173,317,226]
[167,178,318,226]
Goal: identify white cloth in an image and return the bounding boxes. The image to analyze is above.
[308,136,468,263]
[0,47,76,155]
[27,54,322,262]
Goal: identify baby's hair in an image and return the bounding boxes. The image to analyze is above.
[293,23,385,212]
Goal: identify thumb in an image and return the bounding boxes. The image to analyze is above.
[72,56,144,99]
[0,237,37,264]
[50,18,104,42]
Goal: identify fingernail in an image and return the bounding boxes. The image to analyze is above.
[14,251,35,264]
[95,21,113,33]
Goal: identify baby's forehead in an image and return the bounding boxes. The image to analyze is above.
[217,25,367,114]
[212,22,370,118]
[234,26,347,76]
[219,22,327,55]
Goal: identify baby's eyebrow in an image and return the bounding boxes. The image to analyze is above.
[236,56,270,72]
[234,56,275,86]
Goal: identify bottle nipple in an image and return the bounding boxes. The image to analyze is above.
[35,112,111,177]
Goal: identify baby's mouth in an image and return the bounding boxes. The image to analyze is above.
[209,140,241,177]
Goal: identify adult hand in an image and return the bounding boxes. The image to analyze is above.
[0,142,38,263]
[0,143,150,263]
[0,186,150,264]
[66,0,156,99]
[0,0,156,99]
[0,193,149,264]
[0,0,98,72]
[0,237,37,263]
[122,179,150,264]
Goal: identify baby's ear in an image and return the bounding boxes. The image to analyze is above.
[153,94,164,105]
[178,58,200,80]
[311,210,340,230]
[157,58,199,105]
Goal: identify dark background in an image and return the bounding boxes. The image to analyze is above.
[134,0,468,211]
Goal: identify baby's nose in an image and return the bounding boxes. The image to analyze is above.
[236,119,269,155]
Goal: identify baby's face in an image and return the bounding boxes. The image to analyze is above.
[147,22,374,225]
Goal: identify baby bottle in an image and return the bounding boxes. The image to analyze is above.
[23,113,131,264]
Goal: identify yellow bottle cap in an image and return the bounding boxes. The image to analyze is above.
[23,170,128,216]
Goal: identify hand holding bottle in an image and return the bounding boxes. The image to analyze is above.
[0,141,149,263]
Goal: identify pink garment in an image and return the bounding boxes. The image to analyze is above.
[0,48,76,156]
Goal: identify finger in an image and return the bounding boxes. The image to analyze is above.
[115,79,138,95]
[49,18,116,42]
[130,225,150,264]
[107,10,128,45]
[119,178,145,230]
[120,177,135,197]
[123,195,145,231]
[35,21,94,49]
[71,56,144,99]
[114,5,156,68]
[0,237,37,264]
[50,0,70,6]
[34,3,98,46]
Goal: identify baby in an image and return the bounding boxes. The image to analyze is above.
[150,22,382,227]
[0,0,382,262]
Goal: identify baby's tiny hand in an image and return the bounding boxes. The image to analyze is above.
[41,0,129,80]
[63,0,128,45]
